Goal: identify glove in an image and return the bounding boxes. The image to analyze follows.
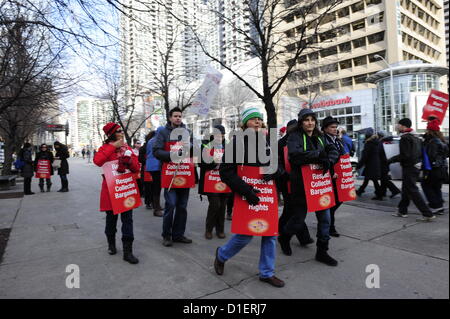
[319,149,328,160]
[245,188,261,206]
[320,159,331,176]
[324,144,335,153]
[117,150,132,173]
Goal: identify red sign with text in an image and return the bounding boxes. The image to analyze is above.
[422,89,449,123]
[102,160,142,215]
[161,142,195,189]
[333,154,357,202]
[301,164,336,212]
[35,160,51,179]
[204,170,231,193]
[231,166,278,236]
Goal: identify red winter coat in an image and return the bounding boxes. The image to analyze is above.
[93,143,140,212]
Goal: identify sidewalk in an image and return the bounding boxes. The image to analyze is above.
[0,158,448,299]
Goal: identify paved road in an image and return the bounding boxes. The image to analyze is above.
[0,158,448,299]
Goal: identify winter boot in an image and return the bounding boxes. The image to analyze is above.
[47,183,52,192]
[107,235,117,255]
[315,240,338,266]
[39,184,45,192]
[122,238,139,264]
[278,234,293,256]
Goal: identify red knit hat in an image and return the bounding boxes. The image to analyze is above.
[427,119,440,132]
[279,126,287,134]
[103,122,121,137]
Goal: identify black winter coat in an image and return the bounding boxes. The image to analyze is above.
[18,148,34,178]
[389,131,422,168]
[287,129,339,203]
[378,136,394,176]
[423,136,449,182]
[54,143,70,175]
[356,135,381,179]
[219,133,273,198]
[34,151,54,175]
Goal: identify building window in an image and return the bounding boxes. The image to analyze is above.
[340,77,353,87]
[351,1,365,13]
[337,6,350,18]
[354,74,367,84]
[368,31,385,44]
[353,55,367,66]
[340,59,352,70]
[339,41,351,53]
[352,19,365,31]
[352,37,366,49]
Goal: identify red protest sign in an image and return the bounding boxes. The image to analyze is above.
[231,166,278,236]
[301,164,336,212]
[161,142,195,189]
[204,170,231,193]
[102,160,142,215]
[144,171,153,182]
[35,160,51,179]
[422,89,449,123]
[333,154,357,202]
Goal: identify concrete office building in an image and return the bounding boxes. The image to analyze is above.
[277,0,448,136]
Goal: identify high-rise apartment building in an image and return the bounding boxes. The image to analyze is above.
[445,0,449,67]
[277,0,448,134]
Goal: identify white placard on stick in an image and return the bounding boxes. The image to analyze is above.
[190,66,223,117]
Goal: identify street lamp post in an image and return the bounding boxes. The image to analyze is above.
[374,55,396,133]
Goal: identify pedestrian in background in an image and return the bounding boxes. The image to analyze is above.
[132,140,143,196]
[421,119,449,215]
[139,131,155,210]
[82,148,86,159]
[214,107,285,288]
[199,125,229,240]
[19,143,34,195]
[93,122,140,264]
[147,127,164,216]
[377,131,401,199]
[322,116,347,237]
[355,128,383,200]
[86,149,91,163]
[340,128,355,157]
[54,141,70,192]
[388,118,435,222]
[34,143,54,192]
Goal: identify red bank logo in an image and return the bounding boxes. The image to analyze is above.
[302,96,352,109]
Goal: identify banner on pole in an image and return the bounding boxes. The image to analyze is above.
[422,89,449,123]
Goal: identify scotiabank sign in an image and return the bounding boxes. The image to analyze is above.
[302,96,352,109]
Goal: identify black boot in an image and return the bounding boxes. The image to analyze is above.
[39,184,45,192]
[122,238,139,264]
[62,179,69,192]
[329,226,340,238]
[107,235,116,255]
[47,183,52,192]
[278,234,292,256]
[315,240,338,266]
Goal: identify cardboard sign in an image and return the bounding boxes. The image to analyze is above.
[422,89,449,124]
[204,170,231,193]
[231,166,278,236]
[102,160,142,215]
[301,164,336,212]
[35,160,51,179]
[333,155,356,202]
[161,142,195,189]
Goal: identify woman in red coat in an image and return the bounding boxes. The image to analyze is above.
[94,122,140,264]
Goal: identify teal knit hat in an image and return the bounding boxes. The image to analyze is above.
[241,107,263,126]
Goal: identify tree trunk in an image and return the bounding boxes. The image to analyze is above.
[264,98,278,129]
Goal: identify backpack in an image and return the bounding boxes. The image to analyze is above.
[14,158,25,170]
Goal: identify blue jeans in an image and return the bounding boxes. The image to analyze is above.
[217,235,276,278]
[162,188,190,240]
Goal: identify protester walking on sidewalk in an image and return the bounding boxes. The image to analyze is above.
[153,108,194,247]
[355,129,383,200]
[214,107,285,288]
[34,144,54,192]
[147,127,164,216]
[377,131,401,199]
[277,119,314,256]
[18,143,35,195]
[93,122,140,264]
[280,108,340,266]
[322,116,347,237]
[421,119,449,215]
[199,125,230,240]
[340,128,355,157]
[388,118,435,222]
[53,141,70,192]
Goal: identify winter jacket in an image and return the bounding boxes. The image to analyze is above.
[54,142,70,175]
[423,136,449,182]
[18,148,34,178]
[286,128,339,203]
[276,134,290,196]
[34,151,54,175]
[356,135,381,179]
[153,123,193,163]
[93,143,140,212]
[219,132,275,198]
[198,139,226,196]
[389,131,422,168]
[342,134,355,157]
[146,137,161,171]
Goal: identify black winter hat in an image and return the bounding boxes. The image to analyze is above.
[321,116,340,131]
[213,124,226,135]
[286,119,298,128]
[298,108,316,120]
[398,118,412,128]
